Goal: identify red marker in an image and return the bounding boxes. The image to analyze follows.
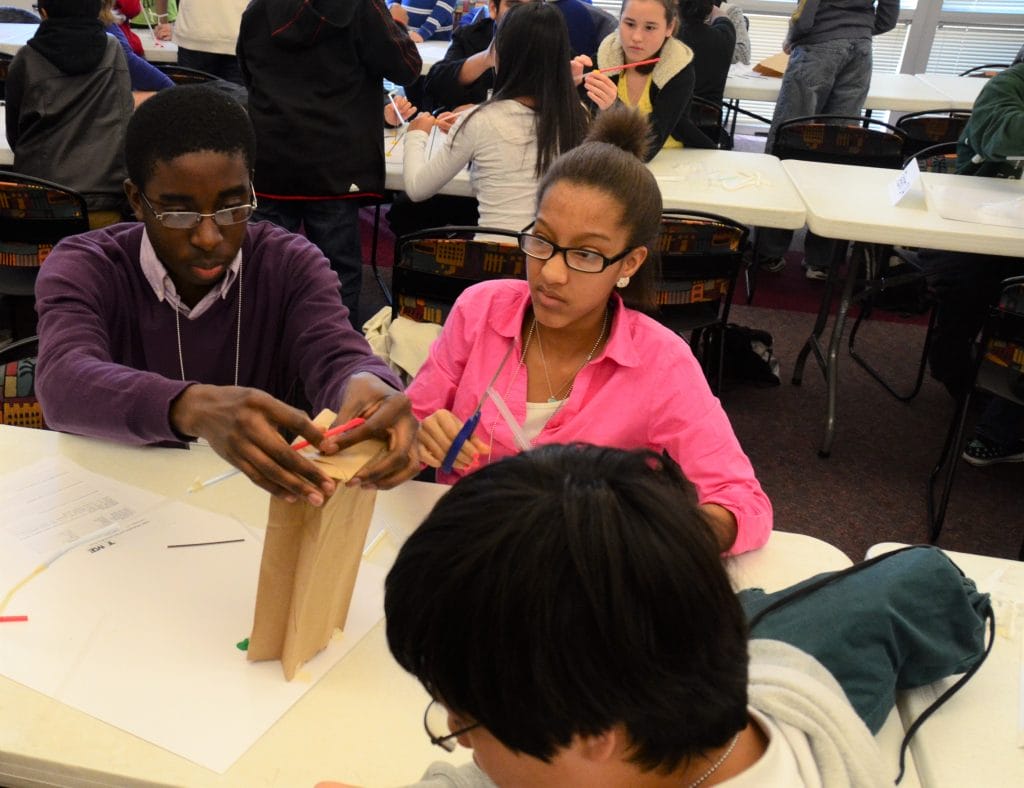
[291,417,366,451]
[0,615,28,623]
[597,57,661,75]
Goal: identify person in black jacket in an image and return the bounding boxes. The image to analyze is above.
[237,0,421,325]
[677,0,734,107]
[422,0,524,113]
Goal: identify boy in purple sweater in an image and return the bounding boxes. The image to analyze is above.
[35,85,420,506]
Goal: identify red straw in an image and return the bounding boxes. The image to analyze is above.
[0,616,28,623]
[598,57,660,75]
[291,417,366,452]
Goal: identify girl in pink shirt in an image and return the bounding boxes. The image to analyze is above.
[407,107,772,554]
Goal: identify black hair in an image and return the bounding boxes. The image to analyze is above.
[537,106,661,311]
[385,444,749,773]
[37,0,101,17]
[458,2,586,178]
[124,85,257,190]
[679,0,714,24]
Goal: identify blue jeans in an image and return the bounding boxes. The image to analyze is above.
[178,47,244,85]
[759,37,874,267]
[254,198,363,325]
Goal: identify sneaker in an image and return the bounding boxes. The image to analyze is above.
[804,265,829,281]
[962,436,1024,467]
[759,256,786,273]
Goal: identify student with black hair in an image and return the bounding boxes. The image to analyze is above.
[4,0,133,225]
[34,85,420,505]
[383,444,886,787]
[237,0,422,326]
[402,2,588,236]
[677,0,735,107]
[408,107,770,554]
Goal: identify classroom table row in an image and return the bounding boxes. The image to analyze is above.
[0,20,177,63]
[0,423,930,787]
[0,20,987,112]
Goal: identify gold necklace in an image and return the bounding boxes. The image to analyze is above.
[529,308,609,403]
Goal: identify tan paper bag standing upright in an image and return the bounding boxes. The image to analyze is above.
[247,412,386,680]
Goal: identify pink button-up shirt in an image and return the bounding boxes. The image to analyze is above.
[407,280,773,555]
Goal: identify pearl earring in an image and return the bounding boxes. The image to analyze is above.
[616,276,630,289]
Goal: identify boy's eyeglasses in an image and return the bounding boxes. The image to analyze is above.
[138,185,257,229]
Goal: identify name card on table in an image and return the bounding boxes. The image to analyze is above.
[888,157,921,206]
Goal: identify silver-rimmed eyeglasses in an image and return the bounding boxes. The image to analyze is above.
[424,699,480,752]
[139,184,257,229]
[519,222,635,273]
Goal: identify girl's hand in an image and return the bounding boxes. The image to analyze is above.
[155,22,172,40]
[582,71,617,111]
[384,95,417,126]
[417,409,489,471]
[409,112,436,134]
[435,104,473,134]
[409,30,424,43]
[570,54,593,86]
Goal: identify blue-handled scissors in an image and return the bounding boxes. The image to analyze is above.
[440,343,515,473]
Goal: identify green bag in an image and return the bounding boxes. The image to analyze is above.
[131,0,177,27]
[739,545,994,784]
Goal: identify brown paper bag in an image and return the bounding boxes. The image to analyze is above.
[753,51,789,77]
[247,410,386,680]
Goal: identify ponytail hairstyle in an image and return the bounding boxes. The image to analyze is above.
[538,106,661,312]
[460,1,587,178]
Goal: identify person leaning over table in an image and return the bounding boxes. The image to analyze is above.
[406,107,772,555]
[421,0,529,113]
[579,0,714,161]
[377,445,885,788]
[102,0,173,92]
[677,0,735,108]
[34,85,421,506]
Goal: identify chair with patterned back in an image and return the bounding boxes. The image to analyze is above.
[895,109,970,159]
[0,335,44,430]
[0,51,12,102]
[655,210,748,393]
[928,276,1024,558]
[154,64,220,85]
[689,96,732,150]
[770,114,907,169]
[391,227,526,325]
[911,140,961,174]
[958,64,1008,78]
[0,171,90,337]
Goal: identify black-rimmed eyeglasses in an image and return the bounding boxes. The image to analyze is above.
[138,184,257,229]
[424,699,480,752]
[519,222,635,273]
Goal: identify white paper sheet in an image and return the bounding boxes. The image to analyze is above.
[0,457,387,773]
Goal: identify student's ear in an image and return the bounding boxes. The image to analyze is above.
[575,728,620,763]
[123,179,145,222]
[620,246,648,280]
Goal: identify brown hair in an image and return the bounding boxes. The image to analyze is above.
[537,106,662,311]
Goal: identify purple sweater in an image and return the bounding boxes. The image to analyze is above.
[35,221,401,445]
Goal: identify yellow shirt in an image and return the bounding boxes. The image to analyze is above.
[616,73,683,149]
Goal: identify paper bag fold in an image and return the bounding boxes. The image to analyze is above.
[753,51,789,77]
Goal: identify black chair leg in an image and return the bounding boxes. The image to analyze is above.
[849,302,938,402]
[745,233,762,305]
[926,388,974,543]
